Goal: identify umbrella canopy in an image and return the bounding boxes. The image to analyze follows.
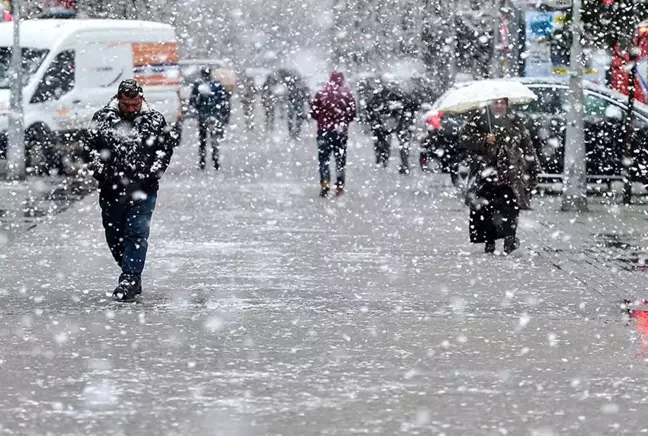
[434,79,537,114]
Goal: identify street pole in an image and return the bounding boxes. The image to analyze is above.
[6,0,24,181]
[491,0,501,78]
[622,0,640,205]
[561,0,587,212]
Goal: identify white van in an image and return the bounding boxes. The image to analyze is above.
[0,19,181,172]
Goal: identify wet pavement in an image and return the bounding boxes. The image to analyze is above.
[0,174,94,241]
[2,120,648,435]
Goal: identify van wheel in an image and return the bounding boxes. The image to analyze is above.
[25,124,56,175]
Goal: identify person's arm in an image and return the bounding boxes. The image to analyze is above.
[521,125,541,187]
[85,109,117,183]
[189,82,199,110]
[219,84,232,124]
[346,92,357,123]
[144,114,174,182]
[309,91,322,120]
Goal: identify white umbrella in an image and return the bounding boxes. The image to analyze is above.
[434,79,537,114]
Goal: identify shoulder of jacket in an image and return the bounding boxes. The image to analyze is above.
[93,105,118,119]
[142,109,166,124]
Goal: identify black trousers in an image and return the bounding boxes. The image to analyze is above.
[198,118,224,169]
[318,131,348,188]
[469,183,519,244]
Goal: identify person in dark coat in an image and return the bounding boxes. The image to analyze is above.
[85,79,175,301]
[366,82,418,174]
[189,66,231,170]
[285,75,310,139]
[310,72,357,197]
[238,73,257,131]
[459,98,540,254]
[261,75,278,132]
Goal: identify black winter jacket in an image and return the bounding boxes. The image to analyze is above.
[85,99,175,199]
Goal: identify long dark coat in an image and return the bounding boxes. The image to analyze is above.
[459,109,541,243]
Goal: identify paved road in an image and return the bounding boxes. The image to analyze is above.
[1,119,648,435]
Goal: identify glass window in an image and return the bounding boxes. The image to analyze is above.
[583,93,613,117]
[0,47,49,89]
[31,50,75,103]
[520,86,567,115]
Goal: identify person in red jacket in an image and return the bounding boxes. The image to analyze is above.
[310,72,357,197]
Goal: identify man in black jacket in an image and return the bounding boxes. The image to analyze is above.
[85,79,175,301]
[366,81,418,175]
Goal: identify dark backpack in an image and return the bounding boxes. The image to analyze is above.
[194,82,219,112]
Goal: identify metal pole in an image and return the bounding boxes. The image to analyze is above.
[561,0,587,212]
[491,0,501,78]
[622,0,639,205]
[622,49,639,204]
[6,0,24,181]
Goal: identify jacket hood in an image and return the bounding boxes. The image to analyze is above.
[329,72,345,87]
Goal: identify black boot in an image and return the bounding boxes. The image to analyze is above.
[504,237,520,255]
[320,180,330,198]
[113,276,142,302]
[485,241,496,254]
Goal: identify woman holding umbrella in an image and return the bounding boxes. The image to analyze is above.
[459,96,540,254]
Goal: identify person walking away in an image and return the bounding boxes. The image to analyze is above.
[239,73,257,131]
[393,92,419,175]
[189,67,231,170]
[85,79,175,301]
[286,75,310,139]
[459,98,540,254]
[366,82,414,174]
[310,72,357,197]
[261,75,278,132]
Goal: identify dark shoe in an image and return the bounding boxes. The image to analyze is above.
[320,180,330,198]
[399,165,410,175]
[485,241,496,254]
[504,237,520,255]
[113,278,142,302]
[213,158,220,171]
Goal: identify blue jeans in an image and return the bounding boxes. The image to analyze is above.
[317,131,348,188]
[99,192,157,281]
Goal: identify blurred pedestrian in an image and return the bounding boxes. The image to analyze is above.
[261,75,278,132]
[285,74,310,139]
[366,81,417,174]
[310,72,356,197]
[238,73,257,131]
[459,98,540,254]
[189,66,231,170]
[85,79,175,301]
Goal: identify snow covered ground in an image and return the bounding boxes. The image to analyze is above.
[1,114,648,435]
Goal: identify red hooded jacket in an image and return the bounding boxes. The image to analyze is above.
[310,72,356,133]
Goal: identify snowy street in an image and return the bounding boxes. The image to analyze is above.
[2,118,648,435]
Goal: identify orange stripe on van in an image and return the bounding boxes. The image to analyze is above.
[135,74,181,87]
[132,42,179,67]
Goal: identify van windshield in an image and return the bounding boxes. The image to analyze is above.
[0,47,49,89]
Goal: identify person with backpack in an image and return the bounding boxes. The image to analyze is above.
[310,72,356,197]
[459,98,540,254]
[189,66,231,170]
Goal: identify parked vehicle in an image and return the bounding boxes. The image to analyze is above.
[0,18,182,174]
[420,77,648,186]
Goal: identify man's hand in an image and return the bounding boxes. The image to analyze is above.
[486,133,497,145]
